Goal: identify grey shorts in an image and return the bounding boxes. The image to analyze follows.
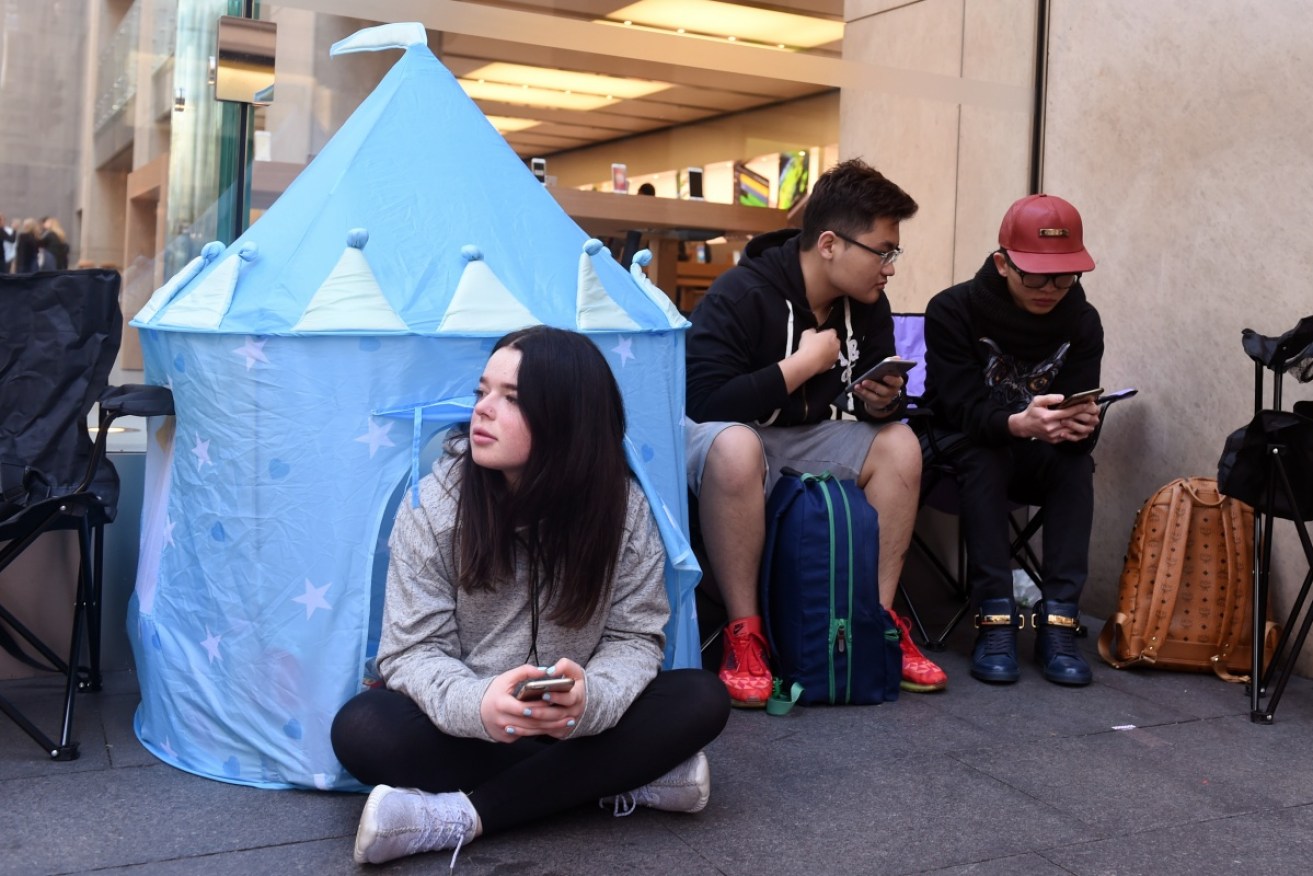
[685,417,891,497]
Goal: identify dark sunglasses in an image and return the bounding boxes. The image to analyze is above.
[1001,250,1080,290]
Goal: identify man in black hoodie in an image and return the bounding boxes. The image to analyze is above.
[686,159,947,707]
[921,194,1103,687]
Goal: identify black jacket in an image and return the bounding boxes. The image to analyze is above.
[40,231,69,271]
[685,228,898,426]
[14,232,39,274]
[922,255,1103,448]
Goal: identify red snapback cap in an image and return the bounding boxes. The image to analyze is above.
[998,194,1095,274]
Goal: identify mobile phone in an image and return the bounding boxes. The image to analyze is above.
[513,677,576,701]
[1052,387,1103,409]
[530,157,546,184]
[611,162,629,194]
[839,357,916,397]
[1096,387,1138,405]
[686,167,704,200]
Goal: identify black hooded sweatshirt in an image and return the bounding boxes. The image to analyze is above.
[685,228,899,426]
[922,254,1103,449]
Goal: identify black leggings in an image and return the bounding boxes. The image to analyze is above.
[331,668,729,835]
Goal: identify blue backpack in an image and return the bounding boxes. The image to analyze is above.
[760,469,901,710]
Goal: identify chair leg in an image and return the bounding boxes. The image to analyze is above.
[906,528,973,650]
[54,565,86,760]
[0,525,95,761]
[82,520,104,692]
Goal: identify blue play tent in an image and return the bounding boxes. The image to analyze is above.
[127,23,699,791]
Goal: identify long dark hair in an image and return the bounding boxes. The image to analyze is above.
[453,326,630,628]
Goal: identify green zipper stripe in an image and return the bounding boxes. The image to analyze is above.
[835,479,856,703]
[813,475,839,703]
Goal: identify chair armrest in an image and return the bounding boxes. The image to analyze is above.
[901,398,950,459]
[1089,389,1138,448]
[98,384,175,419]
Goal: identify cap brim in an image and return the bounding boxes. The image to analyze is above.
[1008,248,1095,274]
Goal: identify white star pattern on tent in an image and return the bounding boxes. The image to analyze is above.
[612,336,635,366]
[354,418,396,458]
[201,628,222,663]
[233,337,270,370]
[292,579,333,620]
[163,517,175,547]
[191,437,212,468]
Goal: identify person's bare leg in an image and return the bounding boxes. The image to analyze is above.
[857,422,922,609]
[858,422,945,691]
[697,425,773,707]
[697,425,767,619]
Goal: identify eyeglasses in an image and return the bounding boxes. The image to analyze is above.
[1001,250,1081,290]
[833,232,902,266]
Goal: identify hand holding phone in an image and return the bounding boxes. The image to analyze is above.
[835,356,917,405]
[513,676,576,701]
[1051,387,1103,410]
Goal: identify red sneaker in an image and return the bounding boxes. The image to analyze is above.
[719,616,774,708]
[891,610,948,692]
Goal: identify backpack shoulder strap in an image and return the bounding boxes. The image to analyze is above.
[1098,479,1202,667]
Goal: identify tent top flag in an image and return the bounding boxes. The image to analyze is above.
[127,23,699,791]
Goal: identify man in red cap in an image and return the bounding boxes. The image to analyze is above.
[920,194,1103,686]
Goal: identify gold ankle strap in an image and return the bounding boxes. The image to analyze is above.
[976,613,1024,630]
[1037,611,1078,628]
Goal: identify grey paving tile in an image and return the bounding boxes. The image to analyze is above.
[920,852,1076,876]
[954,714,1313,837]
[678,749,1091,876]
[1,763,361,876]
[1048,803,1313,876]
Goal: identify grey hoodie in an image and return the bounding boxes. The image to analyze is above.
[376,454,670,741]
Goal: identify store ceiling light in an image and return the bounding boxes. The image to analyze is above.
[460,62,671,111]
[600,0,843,50]
[483,115,541,133]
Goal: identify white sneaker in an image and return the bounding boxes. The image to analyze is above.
[600,750,711,816]
[353,785,479,867]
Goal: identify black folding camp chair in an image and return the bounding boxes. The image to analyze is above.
[1217,316,1313,724]
[0,269,173,759]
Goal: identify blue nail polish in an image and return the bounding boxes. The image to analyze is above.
[536,666,550,673]
[566,719,576,727]
[505,726,516,735]
[522,707,533,717]
[545,665,557,676]
[541,692,552,703]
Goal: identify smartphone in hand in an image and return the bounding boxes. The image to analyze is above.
[513,677,576,701]
[834,356,917,405]
[1051,387,1103,410]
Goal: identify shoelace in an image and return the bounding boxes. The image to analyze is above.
[979,625,1015,655]
[410,794,472,871]
[1043,626,1080,657]
[447,836,466,871]
[892,614,927,657]
[603,792,639,817]
[729,630,770,675]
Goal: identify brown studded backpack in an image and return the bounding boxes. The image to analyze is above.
[1098,477,1278,682]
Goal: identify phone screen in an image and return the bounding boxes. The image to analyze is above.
[514,677,575,700]
[1053,388,1103,410]
[844,358,916,394]
[687,168,704,199]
